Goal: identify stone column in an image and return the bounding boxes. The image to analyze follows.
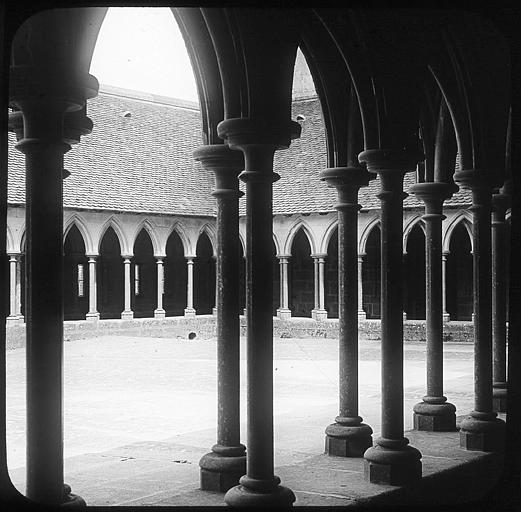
[442,251,450,322]
[402,251,408,321]
[12,87,89,505]
[411,182,457,431]
[184,257,196,316]
[312,254,327,321]
[6,254,21,324]
[358,254,366,320]
[320,167,373,457]
[154,258,166,319]
[121,257,134,319]
[491,190,509,412]
[213,254,218,315]
[219,118,299,508]
[194,144,246,492]
[276,256,291,320]
[359,149,422,485]
[453,170,506,451]
[86,256,99,320]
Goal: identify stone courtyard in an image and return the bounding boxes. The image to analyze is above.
[5,333,496,507]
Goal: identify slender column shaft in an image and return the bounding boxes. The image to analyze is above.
[279,257,284,309]
[17,112,70,504]
[492,195,508,399]
[313,258,319,310]
[15,254,22,317]
[357,255,364,315]
[442,252,449,321]
[8,255,17,317]
[155,258,165,317]
[379,173,406,440]
[280,257,289,309]
[472,190,494,414]
[186,258,194,310]
[86,257,99,319]
[121,258,133,318]
[318,257,325,310]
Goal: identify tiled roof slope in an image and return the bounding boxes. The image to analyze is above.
[8,87,216,216]
[8,88,470,217]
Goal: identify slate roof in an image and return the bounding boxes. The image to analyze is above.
[8,87,471,217]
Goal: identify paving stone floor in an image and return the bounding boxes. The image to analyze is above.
[5,334,485,507]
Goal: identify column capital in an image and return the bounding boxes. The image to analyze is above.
[491,192,510,221]
[311,253,327,260]
[453,169,498,193]
[217,117,301,150]
[358,148,423,175]
[410,181,458,210]
[122,256,133,262]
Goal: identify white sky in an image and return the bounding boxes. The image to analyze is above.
[89,7,198,101]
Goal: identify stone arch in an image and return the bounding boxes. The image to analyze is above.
[131,219,161,257]
[443,211,473,253]
[320,218,339,255]
[359,216,380,255]
[362,222,381,319]
[284,219,317,255]
[198,223,217,257]
[289,226,314,317]
[403,215,425,254]
[132,227,157,318]
[64,214,94,256]
[168,222,191,257]
[6,225,15,254]
[98,217,129,256]
[194,229,215,314]
[272,232,282,257]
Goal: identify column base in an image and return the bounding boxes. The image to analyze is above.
[199,446,246,492]
[442,313,450,323]
[85,312,99,321]
[403,312,407,321]
[121,311,134,320]
[312,309,328,321]
[325,417,373,457]
[224,475,295,508]
[6,315,23,325]
[460,412,506,452]
[212,307,217,315]
[154,309,166,319]
[492,385,507,413]
[364,438,422,486]
[358,310,367,320]
[413,400,457,432]
[184,308,196,317]
[60,484,86,508]
[277,308,292,320]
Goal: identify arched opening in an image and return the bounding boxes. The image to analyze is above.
[132,229,156,318]
[98,227,124,319]
[362,225,381,319]
[404,224,426,320]
[64,225,89,320]
[325,227,338,319]
[446,222,473,321]
[194,231,215,315]
[164,230,187,316]
[289,228,313,317]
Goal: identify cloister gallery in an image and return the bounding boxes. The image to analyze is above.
[0,4,519,510]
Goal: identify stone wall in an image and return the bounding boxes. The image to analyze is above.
[6,316,476,350]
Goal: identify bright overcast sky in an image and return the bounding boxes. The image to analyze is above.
[89,7,198,101]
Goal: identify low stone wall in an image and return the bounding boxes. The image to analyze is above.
[5,315,475,350]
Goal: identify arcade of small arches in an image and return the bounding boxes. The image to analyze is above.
[5,206,501,324]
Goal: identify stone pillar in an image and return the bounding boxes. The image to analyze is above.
[358,254,366,320]
[86,256,99,321]
[12,84,90,505]
[320,167,373,457]
[219,118,299,508]
[276,256,291,320]
[194,144,246,492]
[312,255,328,321]
[212,254,218,315]
[311,256,319,319]
[359,149,422,485]
[411,182,457,431]
[154,258,166,319]
[491,190,509,412]
[441,252,450,322]
[402,252,408,321]
[121,257,134,319]
[6,254,22,324]
[453,169,506,451]
[184,257,196,316]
